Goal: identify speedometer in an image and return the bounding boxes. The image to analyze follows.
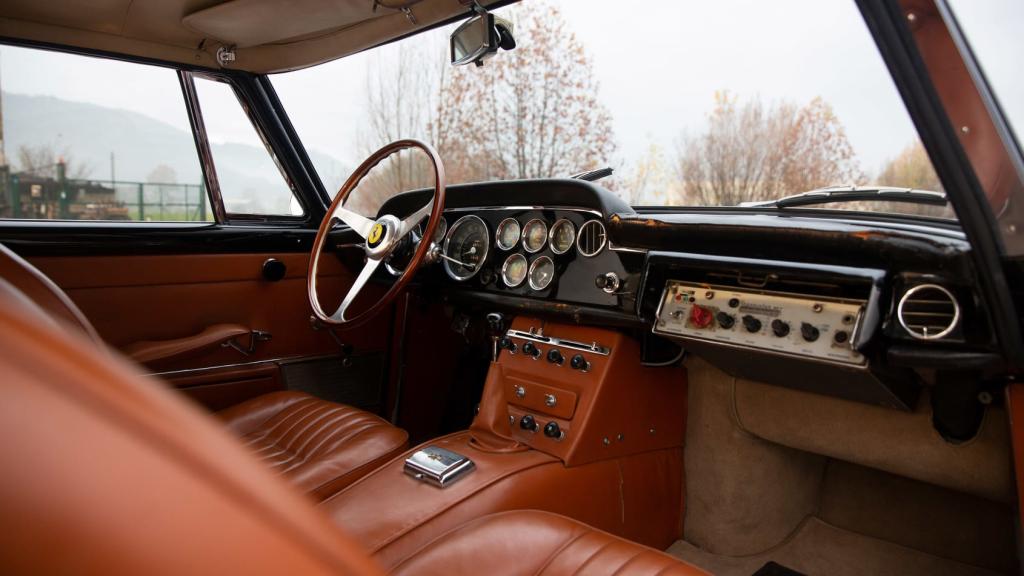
[443,215,489,281]
[522,219,547,253]
[501,253,528,287]
[528,255,555,291]
[549,219,575,254]
[495,218,520,251]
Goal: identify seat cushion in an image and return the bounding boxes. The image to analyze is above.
[218,391,407,500]
[391,510,710,576]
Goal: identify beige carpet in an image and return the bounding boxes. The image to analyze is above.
[667,517,1005,576]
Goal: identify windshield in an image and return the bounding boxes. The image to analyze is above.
[272,0,954,219]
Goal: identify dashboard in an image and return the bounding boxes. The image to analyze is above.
[363,178,999,412]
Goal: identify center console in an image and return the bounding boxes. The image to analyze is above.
[319,318,688,569]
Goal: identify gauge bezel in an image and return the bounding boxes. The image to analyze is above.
[548,218,576,255]
[500,253,529,288]
[528,255,555,291]
[495,218,521,251]
[521,218,548,253]
[443,215,490,282]
[431,216,448,245]
[576,219,607,257]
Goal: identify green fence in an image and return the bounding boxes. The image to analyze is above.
[0,164,211,222]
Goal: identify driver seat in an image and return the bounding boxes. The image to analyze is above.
[0,243,407,501]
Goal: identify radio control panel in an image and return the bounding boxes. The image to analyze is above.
[654,281,866,366]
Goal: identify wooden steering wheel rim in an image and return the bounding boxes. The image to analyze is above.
[307,139,445,327]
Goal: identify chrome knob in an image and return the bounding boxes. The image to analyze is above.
[514,385,526,399]
[544,393,557,407]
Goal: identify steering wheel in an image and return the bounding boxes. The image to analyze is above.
[308,139,445,327]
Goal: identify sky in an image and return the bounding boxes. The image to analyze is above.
[1,0,1021,198]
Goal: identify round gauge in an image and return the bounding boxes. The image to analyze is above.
[443,215,489,281]
[548,219,576,254]
[430,216,448,245]
[495,218,521,251]
[501,253,528,287]
[528,255,555,291]
[522,219,548,253]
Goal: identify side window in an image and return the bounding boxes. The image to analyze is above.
[193,77,302,217]
[0,45,210,222]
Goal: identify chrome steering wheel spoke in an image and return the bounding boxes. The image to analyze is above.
[332,202,376,240]
[330,257,381,322]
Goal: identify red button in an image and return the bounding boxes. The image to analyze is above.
[689,304,714,328]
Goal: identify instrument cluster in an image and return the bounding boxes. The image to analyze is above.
[431,209,608,297]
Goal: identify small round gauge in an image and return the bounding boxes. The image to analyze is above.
[528,255,555,291]
[549,219,576,254]
[522,219,548,253]
[443,215,489,281]
[430,216,448,245]
[495,218,521,251]
[501,253,528,287]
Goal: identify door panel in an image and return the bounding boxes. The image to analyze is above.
[27,251,392,409]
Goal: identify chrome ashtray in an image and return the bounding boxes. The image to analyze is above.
[403,445,475,488]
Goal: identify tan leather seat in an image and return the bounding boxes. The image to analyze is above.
[393,510,708,575]
[0,278,710,574]
[219,391,407,500]
[0,243,407,501]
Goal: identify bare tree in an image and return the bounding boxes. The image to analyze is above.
[865,140,953,218]
[16,144,92,180]
[674,92,861,206]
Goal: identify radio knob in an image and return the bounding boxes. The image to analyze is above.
[801,322,820,342]
[570,354,590,371]
[771,319,790,337]
[519,414,538,432]
[716,312,735,329]
[499,337,516,353]
[522,342,541,358]
[543,421,562,439]
[742,315,762,333]
[546,349,564,365]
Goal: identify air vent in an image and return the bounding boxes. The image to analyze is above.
[576,220,607,257]
[897,284,960,340]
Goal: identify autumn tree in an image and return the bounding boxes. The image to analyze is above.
[434,2,616,183]
[674,92,862,206]
[868,140,954,218]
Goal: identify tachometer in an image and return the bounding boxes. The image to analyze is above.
[549,219,575,254]
[522,219,548,253]
[528,255,555,291]
[443,215,489,281]
[495,218,521,251]
[501,253,528,287]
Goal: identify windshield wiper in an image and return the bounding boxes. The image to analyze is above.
[740,185,947,209]
[571,166,613,182]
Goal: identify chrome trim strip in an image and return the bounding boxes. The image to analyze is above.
[505,329,611,355]
[151,353,343,378]
[609,243,647,254]
[444,206,603,217]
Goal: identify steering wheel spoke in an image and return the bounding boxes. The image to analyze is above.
[398,201,434,238]
[331,257,381,322]
[332,202,376,239]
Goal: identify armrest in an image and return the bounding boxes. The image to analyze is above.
[124,324,251,365]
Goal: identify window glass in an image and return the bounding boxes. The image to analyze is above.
[193,77,302,217]
[272,0,954,219]
[0,45,210,221]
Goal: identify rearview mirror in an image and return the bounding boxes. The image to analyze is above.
[450,11,515,67]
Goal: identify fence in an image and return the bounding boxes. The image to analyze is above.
[0,164,211,222]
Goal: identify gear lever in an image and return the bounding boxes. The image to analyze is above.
[485,312,508,362]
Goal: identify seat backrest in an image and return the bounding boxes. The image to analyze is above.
[0,243,100,343]
[0,279,383,576]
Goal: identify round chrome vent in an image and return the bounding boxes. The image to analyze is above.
[897,284,960,340]
[576,220,607,257]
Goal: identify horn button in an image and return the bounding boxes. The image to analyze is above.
[365,215,403,259]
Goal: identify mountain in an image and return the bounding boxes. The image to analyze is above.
[0,91,346,214]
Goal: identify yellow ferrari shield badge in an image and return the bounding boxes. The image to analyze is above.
[368,223,384,246]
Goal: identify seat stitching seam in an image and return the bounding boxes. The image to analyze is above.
[533,530,588,576]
